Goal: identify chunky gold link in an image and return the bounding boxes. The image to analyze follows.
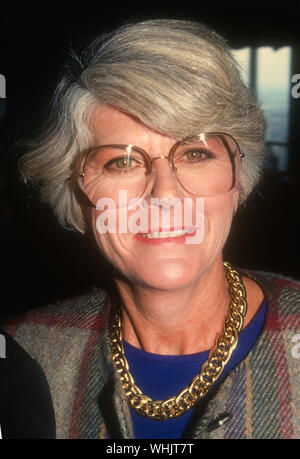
[109,262,247,420]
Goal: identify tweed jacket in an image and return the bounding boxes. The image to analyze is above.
[1,269,300,439]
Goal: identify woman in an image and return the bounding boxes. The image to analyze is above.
[1,19,300,439]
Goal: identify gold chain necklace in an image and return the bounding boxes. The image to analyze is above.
[109,262,247,421]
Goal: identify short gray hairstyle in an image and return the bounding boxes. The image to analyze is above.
[19,19,266,233]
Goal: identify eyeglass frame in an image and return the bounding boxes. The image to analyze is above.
[77,131,245,197]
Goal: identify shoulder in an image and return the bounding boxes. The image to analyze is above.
[0,288,112,438]
[241,268,300,316]
[241,270,300,342]
[0,328,56,438]
[238,270,300,439]
[0,288,111,362]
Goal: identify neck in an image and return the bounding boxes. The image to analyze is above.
[115,258,230,355]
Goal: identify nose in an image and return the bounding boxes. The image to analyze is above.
[148,157,183,201]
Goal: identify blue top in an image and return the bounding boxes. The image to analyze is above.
[123,298,267,439]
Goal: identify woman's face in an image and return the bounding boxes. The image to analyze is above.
[85,105,239,291]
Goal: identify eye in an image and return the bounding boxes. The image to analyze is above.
[105,156,133,169]
[115,157,132,168]
[184,148,214,162]
[185,150,205,161]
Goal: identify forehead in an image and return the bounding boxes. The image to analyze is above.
[90,105,176,147]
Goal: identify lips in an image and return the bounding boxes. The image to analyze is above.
[139,228,190,239]
[135,227,196,245]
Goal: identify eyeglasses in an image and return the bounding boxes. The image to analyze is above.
[78,132,244,208]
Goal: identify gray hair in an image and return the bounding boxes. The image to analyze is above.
[19,19,266,233]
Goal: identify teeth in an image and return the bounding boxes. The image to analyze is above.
[141,229,191,239]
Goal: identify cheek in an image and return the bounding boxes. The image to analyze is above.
[90,208,118,255]
[90,207,137,262]
[203,194,234,246]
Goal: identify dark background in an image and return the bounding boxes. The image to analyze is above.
[0,1,300,319]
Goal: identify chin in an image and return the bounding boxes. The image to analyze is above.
[134,260,202,291]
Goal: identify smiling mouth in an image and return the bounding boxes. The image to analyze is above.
[139,228,193,239]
